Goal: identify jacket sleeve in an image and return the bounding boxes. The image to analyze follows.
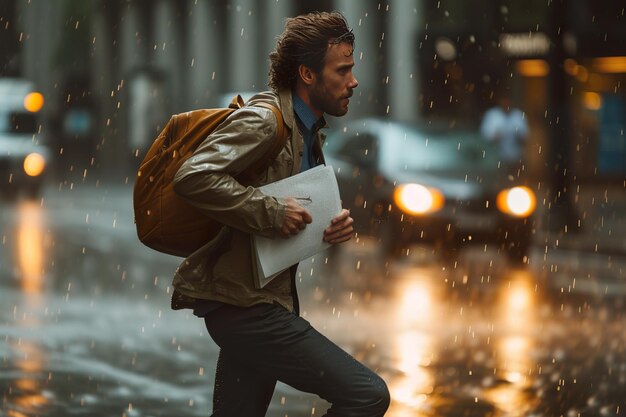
[172,106,287,238]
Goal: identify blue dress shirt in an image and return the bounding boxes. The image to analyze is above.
[292,93,325,172]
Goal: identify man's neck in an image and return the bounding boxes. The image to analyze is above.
[294,85,323,119]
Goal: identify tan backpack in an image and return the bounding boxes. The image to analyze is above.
[133,95,288,257]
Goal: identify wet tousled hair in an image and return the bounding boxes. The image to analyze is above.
[268,11,354,92]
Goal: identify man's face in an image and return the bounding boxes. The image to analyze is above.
[309,42,358,117]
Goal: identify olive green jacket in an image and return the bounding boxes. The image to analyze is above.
[170,89,325,312]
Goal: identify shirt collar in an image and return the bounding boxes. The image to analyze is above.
[292,92,325,133]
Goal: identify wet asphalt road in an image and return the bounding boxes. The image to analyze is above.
[1,184,626,417]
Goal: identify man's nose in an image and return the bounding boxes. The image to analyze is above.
[349,76,358,89]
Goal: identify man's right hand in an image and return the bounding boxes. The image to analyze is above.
[279,197,313,238]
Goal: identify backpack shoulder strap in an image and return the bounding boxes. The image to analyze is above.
[238,101,288,182]
[229,94,246,109]
[254,101,287,161]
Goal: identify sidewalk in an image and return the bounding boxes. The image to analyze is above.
[534,183,626,257]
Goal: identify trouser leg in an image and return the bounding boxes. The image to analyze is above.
[211,348,276,417]
[205,303,390,417]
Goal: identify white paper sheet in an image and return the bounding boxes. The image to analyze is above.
[252,165,342,288]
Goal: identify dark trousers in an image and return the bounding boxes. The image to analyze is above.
[204,302,390,416]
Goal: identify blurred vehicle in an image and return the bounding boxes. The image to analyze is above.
[0,78,50,198]
[323,118,537,262]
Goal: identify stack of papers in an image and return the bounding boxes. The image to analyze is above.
[252,165,342,288]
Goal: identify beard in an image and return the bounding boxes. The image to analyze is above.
[309,78,350,117]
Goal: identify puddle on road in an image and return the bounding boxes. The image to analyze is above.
[302,242,626,417]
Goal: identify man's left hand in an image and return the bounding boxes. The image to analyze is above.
[323,209,354,244]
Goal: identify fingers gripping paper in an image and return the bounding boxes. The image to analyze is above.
[252,165,342,288]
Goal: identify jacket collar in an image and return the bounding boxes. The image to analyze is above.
[277,89,296,133]
[278,89,330,132]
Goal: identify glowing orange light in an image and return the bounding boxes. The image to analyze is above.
[23,92,44,113]
[393,183,444,215]
[591,56,626,73]
[23,153,45,177]
[496,186,536,217]
[10,202,48,416]
[516,59,549,77]
[583,92,602,110]
[575,65,590,82]
[17,202,44,294]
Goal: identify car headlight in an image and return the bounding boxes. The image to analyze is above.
[23,153,46,177]
[496,186,536,217]
[24,92,44,113]
[393,183,445,215]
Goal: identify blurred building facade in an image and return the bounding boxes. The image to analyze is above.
[1,0,625,187]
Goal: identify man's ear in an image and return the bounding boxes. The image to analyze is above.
[298,64,316,86]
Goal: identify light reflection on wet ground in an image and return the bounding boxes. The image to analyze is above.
[1,187,626,416]
[308,239,626,416]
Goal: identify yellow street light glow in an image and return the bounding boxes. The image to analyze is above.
[394,183,444,215]
[583,92,602,110]
[23,153,46,177]
[23,92,44,113]
[515,59,549,77]
[591,56,626,73]
[496,186,536,217]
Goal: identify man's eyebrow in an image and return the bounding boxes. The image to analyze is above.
[336,62,354,70]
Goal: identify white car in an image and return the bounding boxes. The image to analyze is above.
[0,78,50,198]
[324,118,537,262]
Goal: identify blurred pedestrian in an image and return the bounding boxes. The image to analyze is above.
[480,93,529,177]
[170,11,389,417]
